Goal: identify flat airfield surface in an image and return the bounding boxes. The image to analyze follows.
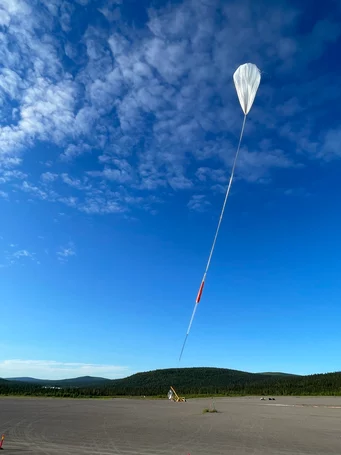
[0,396,341,454]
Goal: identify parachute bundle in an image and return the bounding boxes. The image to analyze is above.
[179,63,261,361]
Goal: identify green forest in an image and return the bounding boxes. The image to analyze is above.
[1,368,341,398]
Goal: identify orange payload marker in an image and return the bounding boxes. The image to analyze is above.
[196,280,204,303]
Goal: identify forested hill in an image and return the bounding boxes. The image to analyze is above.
[109,367,288,394]
[1,367,341,397]
[260,372,297,377]
[108,368,340,396]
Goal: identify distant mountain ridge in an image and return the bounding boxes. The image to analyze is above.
[7,377,46,383]
[6,376,110,387]
[5,369,292,386]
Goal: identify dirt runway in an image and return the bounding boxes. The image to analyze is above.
[0,396,340,454]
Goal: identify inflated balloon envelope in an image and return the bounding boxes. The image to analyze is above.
[179,63,261,362]
[233,63,261,115]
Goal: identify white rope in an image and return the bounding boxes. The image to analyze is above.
[201,114,247,282]
[179,114,247,361]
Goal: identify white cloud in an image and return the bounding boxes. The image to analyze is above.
[98,1,121,22]
[20,181,50,200]
[1,248,39,267]
[1,359,129,380]
[60,143,91,162]
[12,249,31,259]
[0,190,8,199]
[319,128,341,159]
[58,196,78,208]
[188,194,211,212]
[41,172,58,183]
[0,68,23,101]
[80,195,126,214]
[0,169,27,184]
[57,242,76,262]
[196,167,228,183]
[236,147,294,182]
[59,1,74,32]
[0,9,10,26]
[284,187,311,198]
[0,0,339,217]
[61,173,91,191]
[88,160,134,184]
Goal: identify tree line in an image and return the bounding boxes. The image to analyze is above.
[1,368,341,398]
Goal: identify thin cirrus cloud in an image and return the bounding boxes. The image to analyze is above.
[0,247,38,268]
[188,194,211,212]
[0,0,340,215]
[1,359,130,380]
[57,242,76,262]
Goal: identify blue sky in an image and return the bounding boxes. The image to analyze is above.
[1,0,341,379]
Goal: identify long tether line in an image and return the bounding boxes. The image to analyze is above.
[179,114,247,362]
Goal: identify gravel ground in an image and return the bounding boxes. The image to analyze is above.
[0,396,340,454]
